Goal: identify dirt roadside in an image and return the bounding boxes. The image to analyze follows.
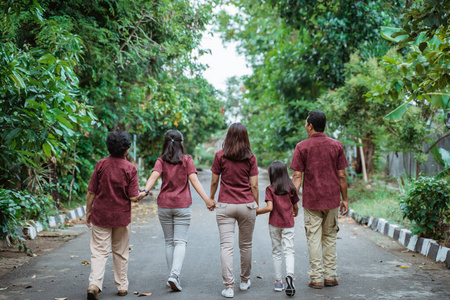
[0,218,88,278]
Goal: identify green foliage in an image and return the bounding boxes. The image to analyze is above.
[0,188,56,241]
[0,0,225,209]
[216,0,404,166]
[400,176,450,241]
[348,186,409,227]
[271,0,405,88]
[368,0,450,168]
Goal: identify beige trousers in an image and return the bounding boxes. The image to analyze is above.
[216,202,257,287]
[89,224,131,291]
[303,207,339,282]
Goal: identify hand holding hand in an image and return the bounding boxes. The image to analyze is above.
[206,198,216,211]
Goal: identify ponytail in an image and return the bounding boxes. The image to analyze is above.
[161,130,186,164]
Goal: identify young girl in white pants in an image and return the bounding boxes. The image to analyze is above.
[257,161,299,297]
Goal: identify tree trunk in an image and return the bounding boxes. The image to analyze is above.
[47,155,60,208]
[355,134,376,176]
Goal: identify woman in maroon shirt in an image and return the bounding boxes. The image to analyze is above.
[86,130,146,300]
[210,123,259,298]
[142,130,216,292]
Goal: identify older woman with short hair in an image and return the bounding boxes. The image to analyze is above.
[86,129,145,300]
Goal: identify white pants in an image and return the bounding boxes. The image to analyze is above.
[158,207,192,277]
[269,224,295,281]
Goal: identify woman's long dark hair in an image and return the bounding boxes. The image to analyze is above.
[161,130,186,164]
[268,161,297,196]
[223,122,253,161]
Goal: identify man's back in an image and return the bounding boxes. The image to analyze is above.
[290,132,348,210]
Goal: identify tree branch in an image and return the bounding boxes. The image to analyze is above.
[425,132,450,154]
[386,125,399,137]
[105,7,148,72]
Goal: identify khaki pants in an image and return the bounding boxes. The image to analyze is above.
[89,224,130,291]
[303,207,339,282]
[216,202,257,287]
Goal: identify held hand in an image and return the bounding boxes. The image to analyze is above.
[138,191,147,201]
[293,210,298,217]
[206,199,216,211]
[339,200,349,216]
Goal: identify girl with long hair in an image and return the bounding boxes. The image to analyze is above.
[142,130,216,292]
[210,122,259,298]
[257,161,299,297]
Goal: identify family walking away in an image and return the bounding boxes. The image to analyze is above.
[84,109,349,299]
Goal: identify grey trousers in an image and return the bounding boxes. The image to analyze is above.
[216,202,257,287]
[158,207,192,277]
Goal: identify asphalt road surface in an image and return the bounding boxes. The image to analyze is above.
[1,171,449,300]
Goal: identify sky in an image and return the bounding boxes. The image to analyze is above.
[197,6,252,92]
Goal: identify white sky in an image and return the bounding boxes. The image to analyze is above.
[197,6,252,92]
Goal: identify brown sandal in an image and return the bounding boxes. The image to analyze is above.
[308,281,324,289]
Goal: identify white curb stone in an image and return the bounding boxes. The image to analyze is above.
[68,210,76,219]
[398,229,411,247]
[436,247,450,263]
[24,226,37,239]
[420,239,432,256]
[35,222,44,233]
[377,218,388,233]
[58,214,66,224]
[48,217,57,228]
[407,235,419,251]
[348,209,354,218]
[388,224,400,238]
[76,207,84,217]
[367,217,374,227]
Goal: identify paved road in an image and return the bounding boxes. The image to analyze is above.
[1,171,449,300]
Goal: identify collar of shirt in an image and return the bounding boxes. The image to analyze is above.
[109,155,127,160]
[309,132,327,138]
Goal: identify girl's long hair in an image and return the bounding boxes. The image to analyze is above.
[223,122,253,161]
[268,160,297,196]
[161,130,186,164]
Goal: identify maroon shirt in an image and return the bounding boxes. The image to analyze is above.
[290,133,348,210]
[153,155,197,208]
[265,186,300,228]
[211,150,259,204]
[88,156,140,227]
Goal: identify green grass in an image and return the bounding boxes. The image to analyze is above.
[348,185,410,228]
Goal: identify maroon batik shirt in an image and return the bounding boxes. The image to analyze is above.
[153,155,197,209]
[88,156,140,227]
[265,185,300,228]
[290,132,348,210]
[211,150,259,204]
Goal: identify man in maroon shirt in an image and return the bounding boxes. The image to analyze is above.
[290,110,348,289]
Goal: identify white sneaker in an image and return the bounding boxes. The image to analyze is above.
[168,274,182,291]
[221,288,234,298]
[239,280,251,291]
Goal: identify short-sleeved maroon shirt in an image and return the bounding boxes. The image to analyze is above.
[88,156,140,227]
[290,133,348,210]
[211,150,259,204]
[153,155,197,208]
[265,186,300,228]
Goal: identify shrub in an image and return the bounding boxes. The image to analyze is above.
[0,188,57,243]
[400,176,450,241]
